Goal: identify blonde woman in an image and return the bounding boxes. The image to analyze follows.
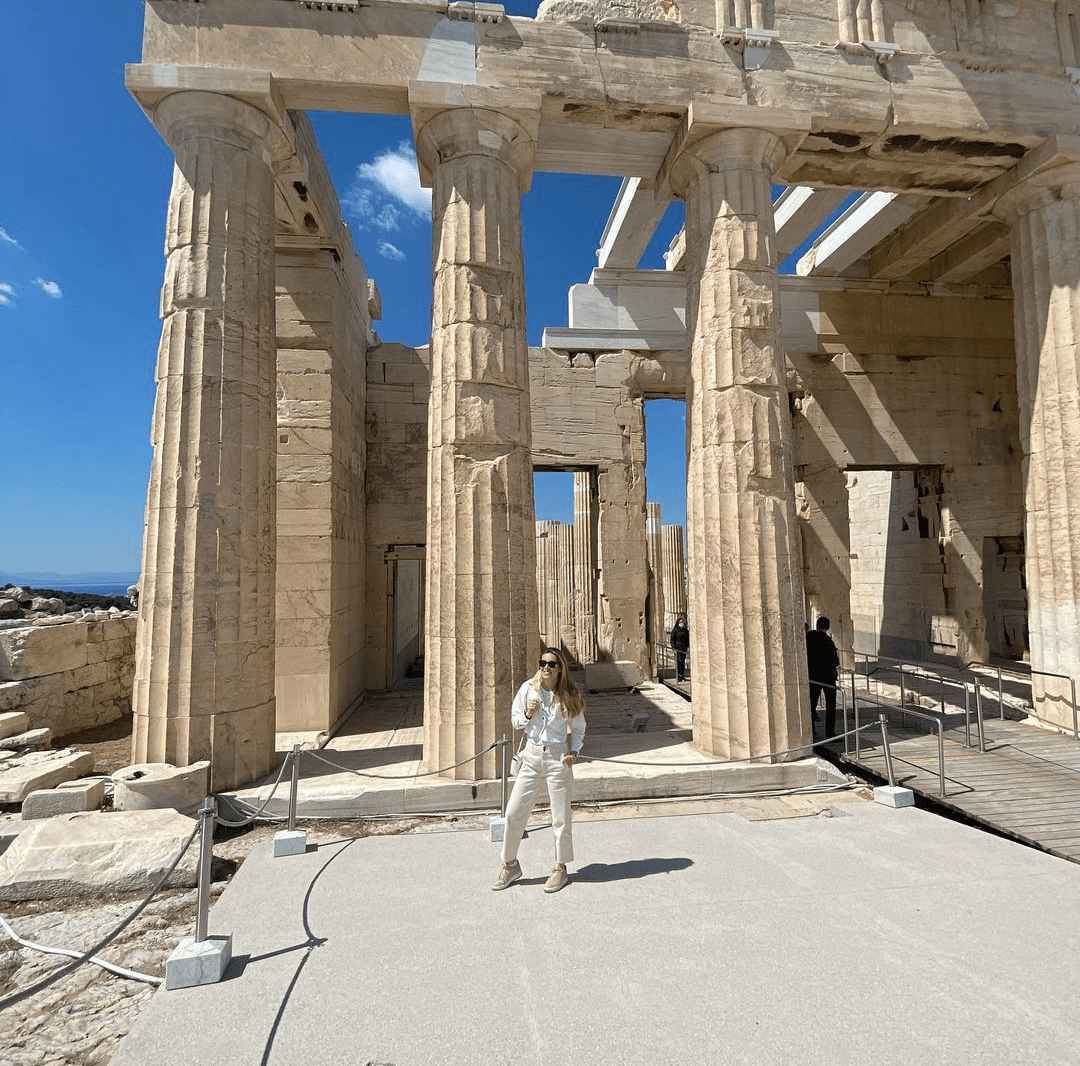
[492,646,586,893]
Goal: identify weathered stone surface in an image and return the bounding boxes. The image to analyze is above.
[0,710,30,739]
[0,808,198,901]
[112,761,210,816]
[0,749,94,803]
[22,777,106,819]
[0,597,19,618]
[0,727,52,751]
[0,621,88,680]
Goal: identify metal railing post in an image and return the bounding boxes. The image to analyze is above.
[899,662,906,711]
[195,795,216,944]
[997,665,1005,721]
[974,679,986,753]
[854,692,862,760]
[935,720,946,797]
[287,744,301,833]
[1071,676,1078,742]
[963,681,972,748]
[499,733,509,817]
[878,714,897,788]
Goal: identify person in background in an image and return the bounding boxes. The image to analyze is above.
[670,615,690,682]
[806,615,840,740]
[492,646,586,894]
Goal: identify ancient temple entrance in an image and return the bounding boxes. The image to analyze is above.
[385,545,425,689]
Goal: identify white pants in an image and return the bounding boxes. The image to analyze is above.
[502,741,575,864]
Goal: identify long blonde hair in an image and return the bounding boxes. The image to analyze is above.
[534,646,585,718]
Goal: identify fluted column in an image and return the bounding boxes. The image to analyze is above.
[662,524,687,631]
[417,107,538,780]
[995,155,1080,727]
[133,91,289,790]
[670,125,809,761]
[646,503,666,674]
[573,470,599,663]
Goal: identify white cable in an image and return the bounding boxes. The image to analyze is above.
[0,913,161,986]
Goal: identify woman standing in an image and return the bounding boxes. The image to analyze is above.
[492,646,586,893]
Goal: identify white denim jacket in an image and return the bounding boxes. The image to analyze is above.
[511,679,586,756]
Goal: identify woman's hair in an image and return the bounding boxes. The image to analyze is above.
[542,646,585,719]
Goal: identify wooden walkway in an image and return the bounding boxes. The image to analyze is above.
[831,716,1080,863]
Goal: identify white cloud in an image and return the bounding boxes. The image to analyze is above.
[344,142,431,230]
[0,282,13,306]
[378,241,406,261]
[33,277,62,299]
[0,228,20,249]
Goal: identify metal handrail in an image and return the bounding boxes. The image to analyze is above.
[851,688,947,797]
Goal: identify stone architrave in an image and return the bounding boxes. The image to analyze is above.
[415,103,540,781]
[994,148,1080,728]
[670,121,810,762]
[133,90,290,791]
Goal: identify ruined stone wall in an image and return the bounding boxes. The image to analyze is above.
[0,616,137,736]
[791,286,1022,666]
[364,343,430,690]
[275,245,369,732]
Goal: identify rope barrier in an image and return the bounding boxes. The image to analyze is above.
[0,914,162,986]
[215,752,294,828]
[303,741,499,780]
[0,819,200,1010]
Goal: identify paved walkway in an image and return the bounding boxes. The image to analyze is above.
[111,790,1080,1066]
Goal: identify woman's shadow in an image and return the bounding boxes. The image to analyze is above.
[571,857,693,883]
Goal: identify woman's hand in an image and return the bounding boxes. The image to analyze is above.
[562,752,577,766]
[526,695,540,719]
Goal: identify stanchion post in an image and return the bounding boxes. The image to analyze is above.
[274,747,308,857]
[195,794,215,943]
[165,795,233,989]
[288,742,301,832]
[872,714,915,809]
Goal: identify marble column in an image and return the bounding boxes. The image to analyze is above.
[662,524,687,631]
[995,155,1080,727]
[133,91,288,790]
[573,470,599,664]
[416,107,538,781]
[646,503,666,674]
[670,126,809,761]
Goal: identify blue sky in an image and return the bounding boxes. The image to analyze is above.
[1,2,687,576]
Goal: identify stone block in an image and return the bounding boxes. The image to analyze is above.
[273,829,308,856]
[22,778,106,819]
[112,760,210,815]
[0,808,199,902]
[0,622,88,681]
[0,749,95,803]
[584,660,642,692]
[165,934,233,990]
[0,728,53,751]
[0,711,30,740]
[874,785,915,808]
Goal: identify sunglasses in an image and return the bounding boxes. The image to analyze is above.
[538,659,559,669]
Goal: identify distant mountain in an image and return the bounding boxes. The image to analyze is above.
[0,570,139,585]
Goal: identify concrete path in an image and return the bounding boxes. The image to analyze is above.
[112,792,1080,1066]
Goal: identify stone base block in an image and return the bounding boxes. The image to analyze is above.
[23,778,106,819]
[1,728,53,751]
[874,785,915,808]
[273,829,308,857]
[489,815,506,842]
[165,934,233,990]
[584,661,641,692]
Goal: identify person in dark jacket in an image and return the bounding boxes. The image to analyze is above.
[670,615,690,682]
[806,615,840,739]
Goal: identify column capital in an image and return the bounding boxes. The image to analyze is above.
[993,147,1080,222]
[410,82,541,192]
[659,100,811,199]
[126,65,296,170]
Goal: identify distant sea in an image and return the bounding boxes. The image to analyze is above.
[0,574,139,599]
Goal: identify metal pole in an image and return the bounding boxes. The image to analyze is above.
[974,679,986,753]
[878,714,897,788]
[997,665,1004,721]
[854,692,862,760]
[287,744,301,833]
[963,681,971,748]
[499,733,509,817]
[1071,677,1078,742]
[899,662,906,711]
[195,795,216,944]
[936,721,946,797]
